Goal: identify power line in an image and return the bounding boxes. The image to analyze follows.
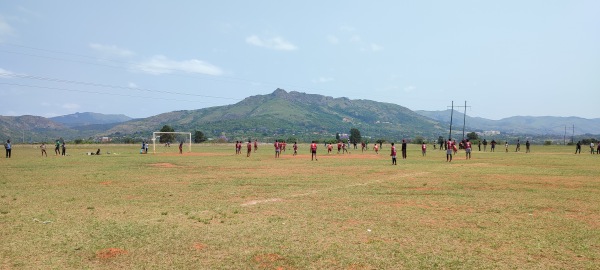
[0,82,218,103]
[0,43,329,93]
[0,72,240,101]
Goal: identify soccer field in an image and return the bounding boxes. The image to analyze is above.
[1,143,598,269]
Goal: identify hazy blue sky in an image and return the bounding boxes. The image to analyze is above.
[1,1,599,120]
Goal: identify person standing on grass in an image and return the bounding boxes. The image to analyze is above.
[293,142,298,156]
[337,141,342,154]
[4,139,11,158]
[274,140,280,158]
[575,141,581,154]
[446,139,453,162]
[254,139,258,153]
[590,142,595,154]
[401,139,407,159]
[246,140,252,157]
[483,139,488,152]
[327,143,333,154]
[421,142,427,156]
[374,143,379,154]
[179,141,183,154]
[40,142,47,157]
[390,142,397,165]
[61,141,67,156]
[515,139,521,152]
[597,141,600,154]
[55,140,61,155]
[452,140,458,155]
[465,139,472,159]
[342,141,348,154]
[490,140,496,152]
[310,141,318,161]
[526,140,531,153]
[504,141,509,153]
[478,140,481,151]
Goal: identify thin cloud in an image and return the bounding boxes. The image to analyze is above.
[17,6,41,17]
[370,43,383,52]
[133,55,224,76]
[327,35,339,45]
[0,16,14,40]
[0,68,16,78]
[89,43,135,58]
[312,77,335,83]
[246,35,297,51]
[128,82,138,88]
[404,85,416,93]
[62,103,81,110]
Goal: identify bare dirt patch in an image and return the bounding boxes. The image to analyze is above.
[158,152,229,157]
[100,181,112,186]
[96,248,128,259]
[149,163,182,168]
[241,198,282,207]
[192,242,206,251]
[254,253,285,268]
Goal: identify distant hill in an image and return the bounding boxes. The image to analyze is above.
[0,115,71,142]
[51,112,132,127]
[105,89,445,141]
[416,110,600,135]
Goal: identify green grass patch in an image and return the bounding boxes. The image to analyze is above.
[0,144,598,268]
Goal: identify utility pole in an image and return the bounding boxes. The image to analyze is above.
[448,101,454,140]
[571,124,574,144]
[451,101,471,140]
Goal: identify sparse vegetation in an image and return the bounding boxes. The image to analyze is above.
[1,144,598,268]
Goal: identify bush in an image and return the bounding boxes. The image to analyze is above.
[544,141,552,146]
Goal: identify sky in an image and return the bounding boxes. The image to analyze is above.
[1,1,599,120]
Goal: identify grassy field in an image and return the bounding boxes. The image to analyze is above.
[1,143,598,269]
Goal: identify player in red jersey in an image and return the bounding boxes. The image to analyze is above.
[282,141,287,152]
[337,141,342,154]
[274,140,280,158]
[361,142,366,153]
[390,142,397,165]
[235,141,239,155]
[342,142,348,154]
[465,139,472,159]
[254,139,258,153]
[446,139,454,162]
[373,143,379,154]
[421,142,427,156]
[247,140,252,157]
[293,142,298,156]
[310,141,318,161]
[327,143,333,154]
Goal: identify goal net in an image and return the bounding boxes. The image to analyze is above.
[151,132,192,154]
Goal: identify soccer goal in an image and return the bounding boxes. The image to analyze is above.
[151,132,192,154]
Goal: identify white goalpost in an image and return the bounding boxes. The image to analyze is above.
[152,132,192,154]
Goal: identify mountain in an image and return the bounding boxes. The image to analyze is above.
[416,110,600,135]
[0,115,70,143]
[105,89,444,141]
[50,112,132,127]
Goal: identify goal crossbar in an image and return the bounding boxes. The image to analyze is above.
[152,132,192,154]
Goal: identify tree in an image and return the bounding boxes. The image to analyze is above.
[193,130,206,143]
[414,136,425,144]
[336,133,340,141]
[467,132,479,141]
[159,125,175,143]
[349,128,362,144]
